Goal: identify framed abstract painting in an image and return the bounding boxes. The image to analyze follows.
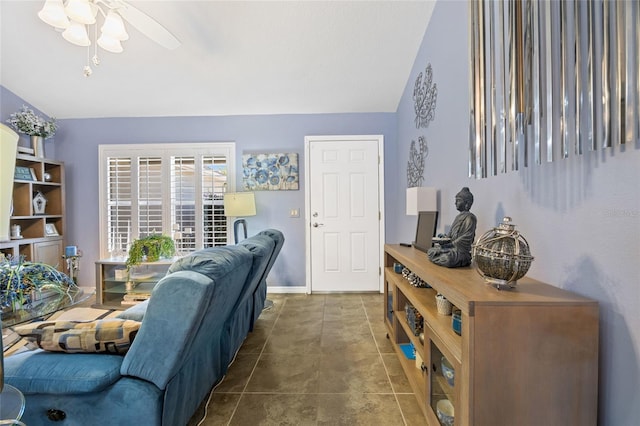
[242,153,299,191]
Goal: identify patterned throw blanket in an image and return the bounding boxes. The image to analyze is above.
[3,307,118,357]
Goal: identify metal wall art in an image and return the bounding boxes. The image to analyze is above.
[469,0,639,179]
[407,136,428,188]
[414,63,438,129]
[242,153,299,191]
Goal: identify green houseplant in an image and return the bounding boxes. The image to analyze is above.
[1,255,77,312]
[126,234,176,269]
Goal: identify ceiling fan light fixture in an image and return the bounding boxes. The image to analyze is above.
[38,0,70,28]
[101,11,129,41]
[65,0,97,25]
[97,34,123,53]
[38,0,178,76]
[62,21,91,46]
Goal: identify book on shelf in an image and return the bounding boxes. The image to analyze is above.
[122,293,151,302]
[18,146,35,155]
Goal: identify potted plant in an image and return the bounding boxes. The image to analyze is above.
[7,105,57,157]
[126,234,176,269]
[0,255,77,312]
[6,105,57,139]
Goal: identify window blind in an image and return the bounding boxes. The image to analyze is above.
[99,143,235,259]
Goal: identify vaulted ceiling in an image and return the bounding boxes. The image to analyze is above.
[0,1,435,119]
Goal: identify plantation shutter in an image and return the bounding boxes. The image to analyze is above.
[99,143,234,259]
[138,156,163,237]
[202,155,227,247]
[171,156,197,253]
[106,157,132,256]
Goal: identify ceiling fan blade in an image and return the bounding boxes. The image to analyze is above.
[115,1,181,50]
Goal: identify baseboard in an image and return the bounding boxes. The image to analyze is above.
[267,286,307,294]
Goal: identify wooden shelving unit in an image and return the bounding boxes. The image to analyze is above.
[384,244,599,426]
[0,154,65,270]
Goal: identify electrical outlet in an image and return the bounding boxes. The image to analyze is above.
[290,208,300,218]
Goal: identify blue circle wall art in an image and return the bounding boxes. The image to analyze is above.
[242,153,299,191]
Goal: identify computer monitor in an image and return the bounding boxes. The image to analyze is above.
[413,211,438,253]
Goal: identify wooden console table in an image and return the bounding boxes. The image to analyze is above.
[384,244,599,426]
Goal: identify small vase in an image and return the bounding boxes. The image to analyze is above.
[31,135,45,158]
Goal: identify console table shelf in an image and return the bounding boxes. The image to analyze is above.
[384,244,599,426]
[94,258,177,309]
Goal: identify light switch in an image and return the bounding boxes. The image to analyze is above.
[290,208,300,218]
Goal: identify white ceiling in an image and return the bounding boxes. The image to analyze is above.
[0,1,435,119]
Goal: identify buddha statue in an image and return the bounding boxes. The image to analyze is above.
[428,187,477,268]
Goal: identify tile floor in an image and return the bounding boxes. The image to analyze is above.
[187,293,427,426]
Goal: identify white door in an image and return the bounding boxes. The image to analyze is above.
[305,135,384,293]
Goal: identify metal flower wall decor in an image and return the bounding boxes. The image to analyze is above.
[407,136,428,188]
[242,153,299,191]
[413,63,438,129]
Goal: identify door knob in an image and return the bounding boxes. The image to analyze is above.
[312,222,324,228]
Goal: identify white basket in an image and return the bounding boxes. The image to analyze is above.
[436,295,452,315]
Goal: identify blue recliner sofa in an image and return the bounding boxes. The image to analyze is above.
[4,229,284,425]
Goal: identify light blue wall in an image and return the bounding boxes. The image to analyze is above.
[1,85,398,290]
[392,2,639,425]
[3,1,639,422]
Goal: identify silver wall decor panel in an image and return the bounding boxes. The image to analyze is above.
[543,0,554,163]
[468,0,638,179]
[468,0,477,178]
[610,0,622,146]
[531,0,541,165]
[624,0,638,145]
[489,0,497,176]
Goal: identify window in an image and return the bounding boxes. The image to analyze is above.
[99,143,235,258]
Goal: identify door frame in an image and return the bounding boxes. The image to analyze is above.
[304,135,385,294]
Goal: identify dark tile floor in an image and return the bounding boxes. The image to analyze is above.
[188,293,426,426]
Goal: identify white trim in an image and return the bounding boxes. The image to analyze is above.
[267,286,307,294]
[303,135,385,295]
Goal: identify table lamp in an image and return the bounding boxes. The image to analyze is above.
[223,192,256,244]
[406,187,437,215]
[0,124,19,242]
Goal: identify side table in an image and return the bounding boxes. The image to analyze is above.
[0,384,25,424]
[2,321,25,424]
[95,258,177,309]
[1,287,92,329]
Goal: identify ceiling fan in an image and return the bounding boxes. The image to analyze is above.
[37,0,180,75]
[102,0,180,50]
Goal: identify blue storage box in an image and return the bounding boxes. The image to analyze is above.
[400,342,416,360]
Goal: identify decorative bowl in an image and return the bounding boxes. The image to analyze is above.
[441,356,455,387]
[436,399,455,426]
[472,217,534,289]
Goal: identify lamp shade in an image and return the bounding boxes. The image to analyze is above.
[38,0,70,28]
[0,124,19,242]
[101,11,129,41]
[64,0,96,25]
[406,187,437,215]
[224,193,256,217]
[97,34,123,53]
[62,21,91,46]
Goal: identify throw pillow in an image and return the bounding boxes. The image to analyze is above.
[14,319,141,354]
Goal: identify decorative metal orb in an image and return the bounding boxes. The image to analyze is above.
[472,217,534,290]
